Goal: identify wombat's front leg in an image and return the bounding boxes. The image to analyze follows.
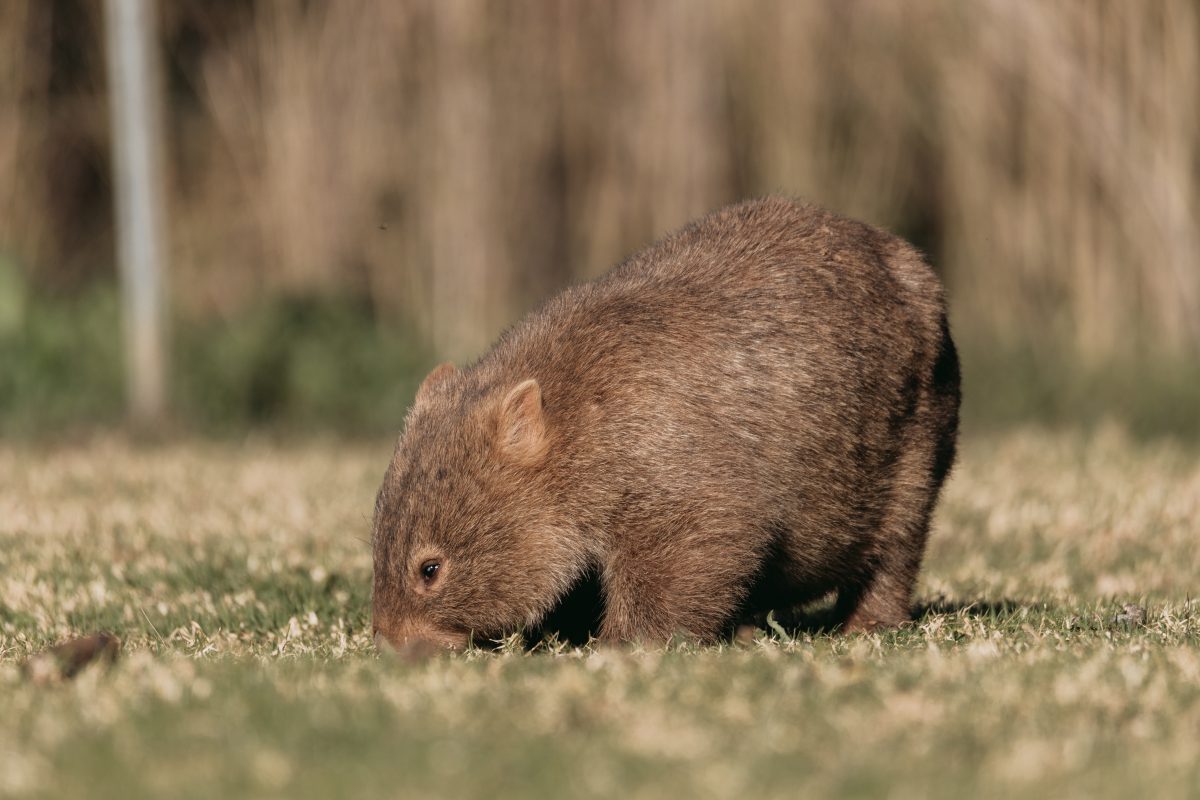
[597,537,747,644]
[599,581,693,644]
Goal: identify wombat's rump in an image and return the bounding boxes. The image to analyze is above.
[372,197,960,649]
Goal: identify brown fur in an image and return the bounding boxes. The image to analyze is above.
[371,197,960,649]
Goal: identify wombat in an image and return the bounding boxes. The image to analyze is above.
[372,197,960,650]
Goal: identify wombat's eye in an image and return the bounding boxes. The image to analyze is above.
[420,560,441,583]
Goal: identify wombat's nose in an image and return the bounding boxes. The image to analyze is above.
[375,630,448,662]
[374,619,468,659]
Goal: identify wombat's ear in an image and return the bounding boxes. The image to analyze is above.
[498,379,547,464]
[415,362,457,408]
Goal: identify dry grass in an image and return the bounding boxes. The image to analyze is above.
[0,428,1198,798]
[3,1,1199,358]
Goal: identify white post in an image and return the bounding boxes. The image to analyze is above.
[104,0,168,425]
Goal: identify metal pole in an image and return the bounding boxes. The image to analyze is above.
[104,0,169,425]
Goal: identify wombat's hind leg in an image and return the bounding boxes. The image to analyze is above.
[836,443,938,632]
[838,330,960,634]
[835,551,921,633]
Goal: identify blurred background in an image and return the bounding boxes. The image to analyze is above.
[1,0,1197,438]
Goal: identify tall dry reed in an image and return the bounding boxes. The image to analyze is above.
[1,0,1197,360]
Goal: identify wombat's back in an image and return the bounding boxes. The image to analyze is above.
[483,200,939,448]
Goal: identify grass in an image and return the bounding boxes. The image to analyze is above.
[956,337,1200,441]
[2,274,1199,441]
[1,428,1198,799]
[0,275,433,438]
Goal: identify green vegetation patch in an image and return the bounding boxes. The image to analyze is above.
[0,430,1198,798]
[0,277,431,438]
[2,627,1200,800]
[2,274,1199,440]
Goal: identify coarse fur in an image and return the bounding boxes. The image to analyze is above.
[371,197,960,650]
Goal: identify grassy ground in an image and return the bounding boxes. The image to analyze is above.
[1,428,1198,799]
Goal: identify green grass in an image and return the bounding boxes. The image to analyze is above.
[957,336,1200,441]
[2,268,1198,441]
[1,429,1198,798]
[0,271,432,438]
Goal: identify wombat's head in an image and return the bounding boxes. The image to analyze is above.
[371,363,581,654]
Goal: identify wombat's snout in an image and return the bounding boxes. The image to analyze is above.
[373,620,467,660]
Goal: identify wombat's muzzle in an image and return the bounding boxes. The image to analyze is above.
[373,621,467,660]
